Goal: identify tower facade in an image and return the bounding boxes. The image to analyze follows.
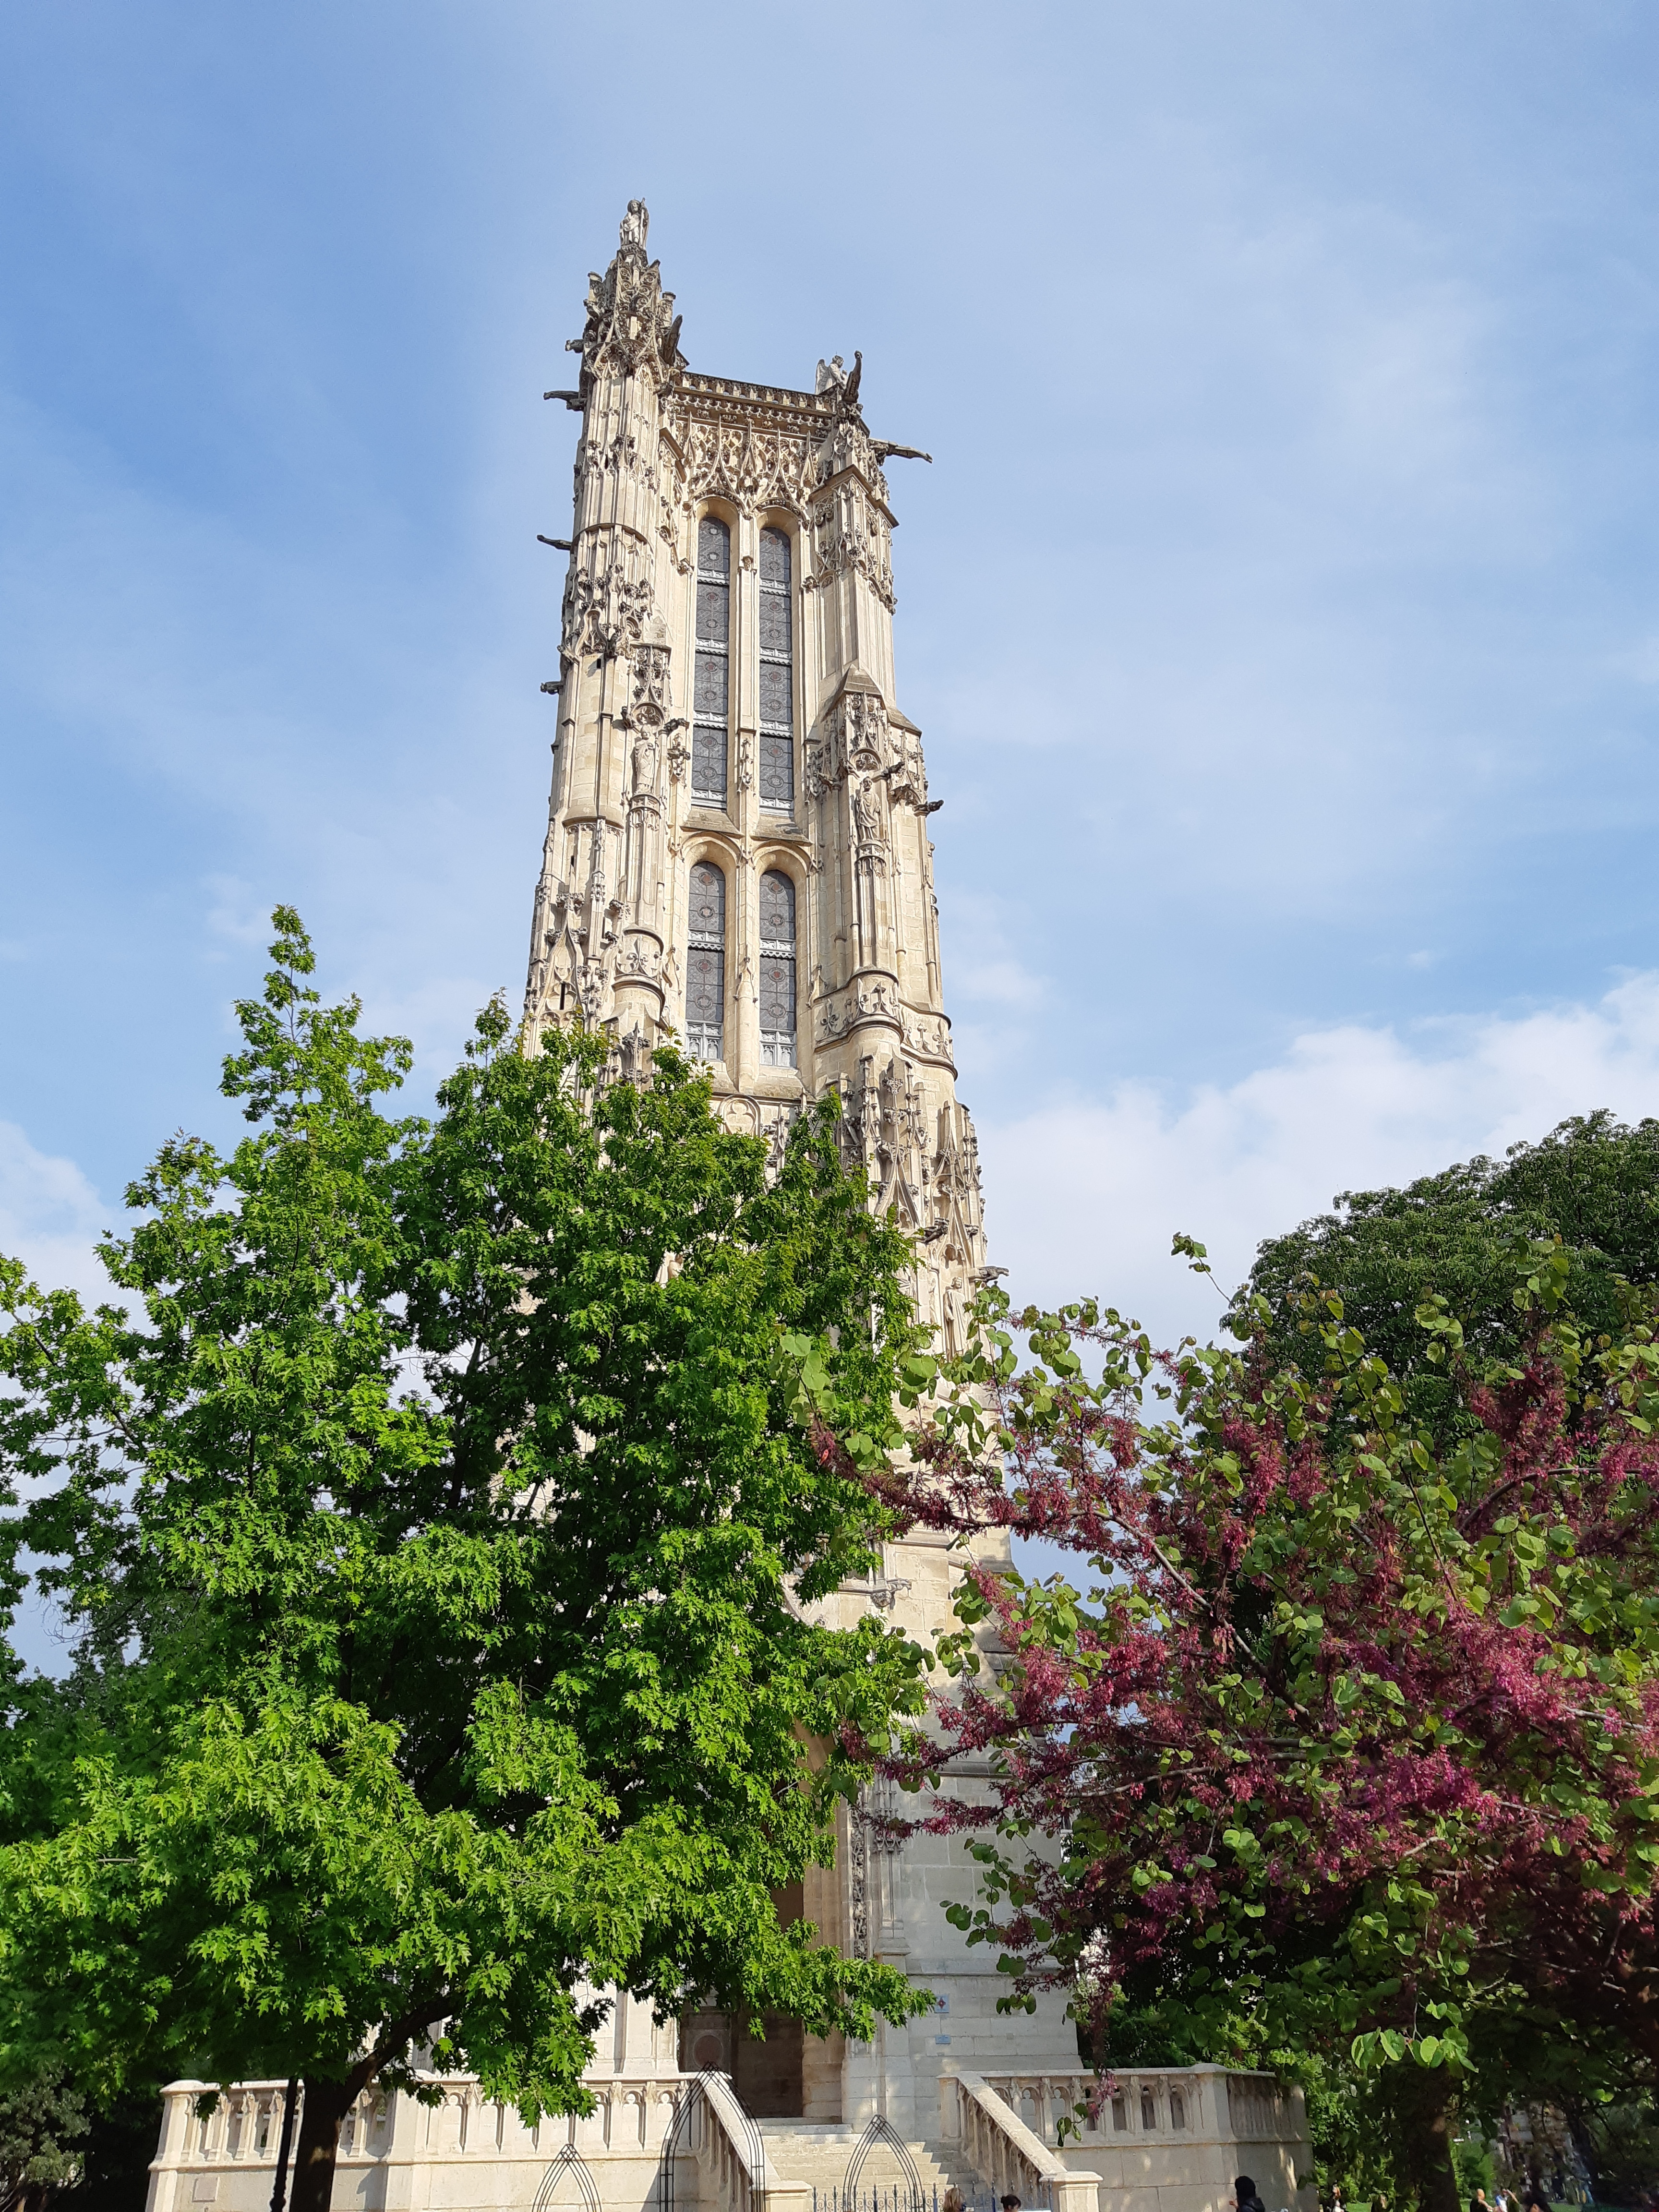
[519,200,1088,2140]
[525,202,986,1358]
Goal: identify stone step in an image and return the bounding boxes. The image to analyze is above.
[751,2124,980,2196]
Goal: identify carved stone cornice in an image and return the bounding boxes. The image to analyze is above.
[666,413,822,522]
[672,373,839,431]
[662,374,894,521]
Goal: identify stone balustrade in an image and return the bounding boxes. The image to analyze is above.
[145,2071,697,2212]
[940,2067,1316,2212]
[938,2073,1102,2212]
[685,2070,810,2212]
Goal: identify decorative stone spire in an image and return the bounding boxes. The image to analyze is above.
[569,199,685,390]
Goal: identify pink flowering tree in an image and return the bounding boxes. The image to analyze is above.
[841,1239,1659,2212]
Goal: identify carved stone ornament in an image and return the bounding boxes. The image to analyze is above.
[627,641,673,727]
[902,1009,951,1061]
[629,732,660,801]
[887,720,928,810]
[562,562,655,660]
[816,414,890,507]
[812,720,843,791]
[570,201,685,389]
[851,775,887,852]
[574,427,646,486]
[815,976,900,1045]
[810,486,895,609]
[736,734,753,791]
[577,959,608,1021]
[842,689,890,772]
[618,938,661,980]
[670,415,821,521]
[849,1812,871,1959]
[614,1020,650,1087]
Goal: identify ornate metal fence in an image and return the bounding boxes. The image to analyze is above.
[810,2188,1052,2212]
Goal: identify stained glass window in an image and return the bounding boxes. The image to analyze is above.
[757,527,793,815]
[758,868,796,1068]
[686,859,726,1063]
[693,518,730,807]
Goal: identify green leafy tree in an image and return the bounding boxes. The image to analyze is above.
[854,1241,1659,2212]
[1235,1112,1659,1442]
[1582,2100,1659,2205]
[0,912,932,2212]
[0,2064,87,2211]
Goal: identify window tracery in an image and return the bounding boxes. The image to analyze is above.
[692,517,730,807]
[686,860,726,1064]
[757,527,793,814]
[758,869,797,1068]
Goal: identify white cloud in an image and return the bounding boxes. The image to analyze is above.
[0,1122,115,1304]
[204,874,274,951]
[980,973,1659,1351]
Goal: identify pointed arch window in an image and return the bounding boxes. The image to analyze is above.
[759,869,797,1068]
[693,517,731,807]
[686,860,726,1063]
[757,528,793,814]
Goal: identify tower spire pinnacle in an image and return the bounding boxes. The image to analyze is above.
[569,198,683,389]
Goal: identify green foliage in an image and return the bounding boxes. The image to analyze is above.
[1234,1112,1659,1443]
[1300,2062,1412,2210]
[893,1230,1659,2212]
[0,2063,87,2202]
[1452,2139,1494,2204]
[1583,2101,1659,2206]
[0,914,933,2204]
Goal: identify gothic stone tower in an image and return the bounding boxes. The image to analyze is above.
[525,204,1077,2136]
[524,201,987,1357]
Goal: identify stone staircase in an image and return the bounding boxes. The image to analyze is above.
[753,2122,985,2207]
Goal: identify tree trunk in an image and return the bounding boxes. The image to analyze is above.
[269,2080,299,2212]
[1396,2065,1460,2212]
[288,2080,353,2212]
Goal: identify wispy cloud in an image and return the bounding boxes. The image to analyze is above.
[981,974,1659,1350]
[0,1122,115,1303]
[204,875,275,951]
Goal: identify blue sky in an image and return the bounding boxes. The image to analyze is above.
[5,1,1659,1368]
